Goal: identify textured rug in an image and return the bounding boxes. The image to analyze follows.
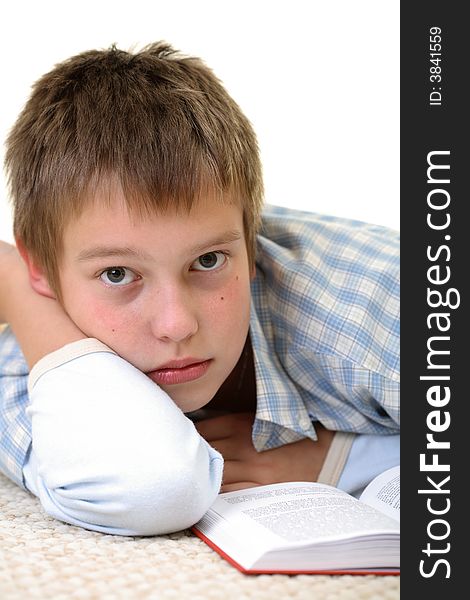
[0,473,399,599]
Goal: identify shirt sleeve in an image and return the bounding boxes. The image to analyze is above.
[23,338,223,536]
[317,429,400,498]
[0,325,31,488]
[336,433,400,497]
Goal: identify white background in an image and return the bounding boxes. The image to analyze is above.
[0,0,399,243]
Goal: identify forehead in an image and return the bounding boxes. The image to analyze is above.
[61,186,245,258]
[79,174,241,217]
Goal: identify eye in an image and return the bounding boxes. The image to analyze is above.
[191,251,228,271]
[99,267,138,286]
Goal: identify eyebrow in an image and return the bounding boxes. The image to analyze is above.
[188,230,243,255]
[76,246,154,262]
[76,230,243,262]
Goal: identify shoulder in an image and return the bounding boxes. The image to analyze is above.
[253,206,400,380]
[256,205,399,298]
[258,205,399,267]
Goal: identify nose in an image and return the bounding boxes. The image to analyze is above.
[149,284,199,343]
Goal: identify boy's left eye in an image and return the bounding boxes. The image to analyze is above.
[191,251,227,271]
[99,267,138,286]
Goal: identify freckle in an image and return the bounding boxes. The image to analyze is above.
[112,329,115,332]
[236,276,239,281]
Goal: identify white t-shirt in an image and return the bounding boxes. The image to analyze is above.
[23,339,223,536]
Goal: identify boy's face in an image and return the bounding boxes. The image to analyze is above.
[56,187,252,413]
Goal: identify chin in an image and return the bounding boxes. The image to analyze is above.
[162,370,227,414]
[172,394,212,414]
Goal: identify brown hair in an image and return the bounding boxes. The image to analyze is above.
[5,42,263,295]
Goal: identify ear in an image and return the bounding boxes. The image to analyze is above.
[15,239,57,299]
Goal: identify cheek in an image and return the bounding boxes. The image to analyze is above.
[65,293,140,342]
[206,274,251,331]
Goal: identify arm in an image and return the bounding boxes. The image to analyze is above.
[195,412,334,492]
[25,343,223,535]
[1,241,223,535]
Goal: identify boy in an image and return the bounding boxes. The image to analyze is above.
[0,42,399,536]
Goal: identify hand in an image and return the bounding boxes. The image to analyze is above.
[195,412,335,492]
[0,240,17,257]
[0,240,86,367]
[0,241,27,323]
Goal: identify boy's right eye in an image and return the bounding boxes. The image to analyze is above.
[99,267,138,286]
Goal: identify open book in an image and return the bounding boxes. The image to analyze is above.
[192,466,399,575]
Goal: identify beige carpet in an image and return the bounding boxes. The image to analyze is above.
[0,473,399,599]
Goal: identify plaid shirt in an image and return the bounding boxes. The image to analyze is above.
[0,205,399,489]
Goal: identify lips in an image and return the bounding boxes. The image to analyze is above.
[146,358,212,385]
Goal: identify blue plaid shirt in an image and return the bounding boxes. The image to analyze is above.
[0,205,400,489]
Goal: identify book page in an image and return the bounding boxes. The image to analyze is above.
[359,466,400,522]
[214,482,399,545]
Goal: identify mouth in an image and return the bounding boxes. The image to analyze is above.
[146,358,212,385]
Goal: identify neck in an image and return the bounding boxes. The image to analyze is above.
[209,334,257,413]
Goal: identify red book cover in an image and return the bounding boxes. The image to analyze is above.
[191,526,400,576]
